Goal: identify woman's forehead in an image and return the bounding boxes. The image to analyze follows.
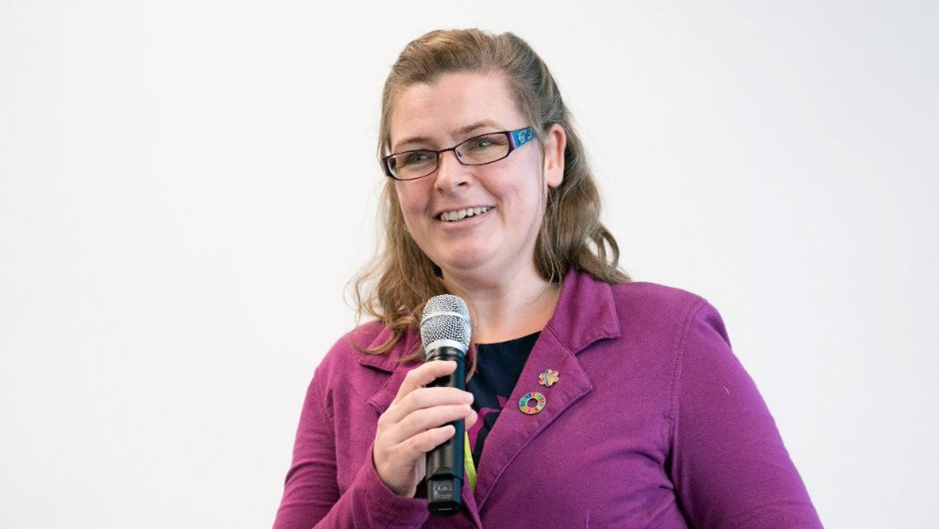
[389,71,523,150]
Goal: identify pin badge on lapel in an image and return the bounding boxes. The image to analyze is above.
[519,392,546,414]
[538,369,559,387]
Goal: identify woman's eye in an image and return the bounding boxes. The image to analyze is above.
[469,138,494,150]
[403,151,432,165]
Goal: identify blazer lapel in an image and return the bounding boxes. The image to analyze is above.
[473,270,620,510]
[472,331,593,509]
[364,328,421,414]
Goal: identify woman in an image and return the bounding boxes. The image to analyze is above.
[273,29,822,528]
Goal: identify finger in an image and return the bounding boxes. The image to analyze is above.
[392,360,459,406]
[465,408,479,430]
[398,424,457,461]
[390,403,475,444]
[404,386,473,410]
[383,386,472,426]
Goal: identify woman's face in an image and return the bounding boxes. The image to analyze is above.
[388,71,565,287]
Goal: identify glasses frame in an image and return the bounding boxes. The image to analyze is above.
[382,126,535,181]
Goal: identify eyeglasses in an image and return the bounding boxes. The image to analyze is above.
[382,127,535,181]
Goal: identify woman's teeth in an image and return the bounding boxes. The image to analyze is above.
[439,206,491,222]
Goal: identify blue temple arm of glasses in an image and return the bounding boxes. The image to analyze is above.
[511,127,534,148]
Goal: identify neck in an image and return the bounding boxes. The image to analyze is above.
[442,266,561,344]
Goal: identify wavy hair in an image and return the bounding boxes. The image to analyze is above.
[351,29,629,358]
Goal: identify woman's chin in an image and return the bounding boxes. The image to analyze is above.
[437,257,498,282]
[437,256,538,289]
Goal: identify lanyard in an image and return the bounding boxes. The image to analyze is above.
[463,431,477,491]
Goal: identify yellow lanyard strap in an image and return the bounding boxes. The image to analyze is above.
[463,431,477,491]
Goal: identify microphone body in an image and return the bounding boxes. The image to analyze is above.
[420,295,472,516]
[425,345,466,515]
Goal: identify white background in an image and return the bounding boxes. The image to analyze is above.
[1,1,937,527]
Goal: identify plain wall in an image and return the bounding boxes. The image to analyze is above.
[1,1,937,527]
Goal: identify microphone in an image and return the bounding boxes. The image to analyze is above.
[420,294,471,516]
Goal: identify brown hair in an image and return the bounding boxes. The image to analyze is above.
[351,28,629,358]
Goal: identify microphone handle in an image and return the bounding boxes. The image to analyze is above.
[425,346,466,516]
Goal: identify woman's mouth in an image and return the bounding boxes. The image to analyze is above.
[437,206,492,222]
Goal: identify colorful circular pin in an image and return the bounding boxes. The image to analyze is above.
[538,369,559,387]
[519,392,546,414]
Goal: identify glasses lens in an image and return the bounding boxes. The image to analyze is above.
[457,133,510,165]
[390,151,438,180]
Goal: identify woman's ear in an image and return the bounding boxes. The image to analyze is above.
[542,123,566,188]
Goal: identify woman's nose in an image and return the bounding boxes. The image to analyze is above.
[433,150,470,191]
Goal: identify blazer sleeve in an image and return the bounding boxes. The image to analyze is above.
[272,363,430,529]
[669,301,823,528]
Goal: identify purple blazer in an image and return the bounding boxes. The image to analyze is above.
[273,270,822,528]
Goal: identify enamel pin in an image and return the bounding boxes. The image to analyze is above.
[519,392,546,414]
[538,369,559,387]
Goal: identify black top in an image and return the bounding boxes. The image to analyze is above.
[465,331,540,466]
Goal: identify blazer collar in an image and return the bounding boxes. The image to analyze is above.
[361,325,421,414]
[358,325,421,373]
[362,269,621,410]
[544,268,621,353]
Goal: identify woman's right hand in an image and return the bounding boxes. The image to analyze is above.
[373,360,478,498]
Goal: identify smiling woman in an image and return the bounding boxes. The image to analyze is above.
[388,71,566,321]
[272,29,823,529]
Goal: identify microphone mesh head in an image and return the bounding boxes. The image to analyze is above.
[420,294,471,357]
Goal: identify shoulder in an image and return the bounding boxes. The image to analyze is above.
[552,269,725,350]
[603,281,739,397]
[600,279,741,415]
[563,269,709,315]
[562,267,716,332]
[610,280,729,347]
[613,279,718,324]
[610,280,707,313]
